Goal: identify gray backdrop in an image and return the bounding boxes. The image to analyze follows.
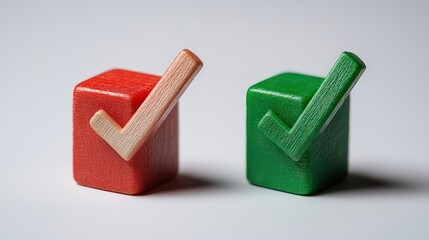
[1,0,428,239]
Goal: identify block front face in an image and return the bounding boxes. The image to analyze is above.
[73,69,178,194]
[247,73,349,195]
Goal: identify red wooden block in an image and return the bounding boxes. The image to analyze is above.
[73,69,178,194]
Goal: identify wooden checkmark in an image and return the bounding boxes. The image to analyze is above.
[257,52,365,162]
[89,49,203,161]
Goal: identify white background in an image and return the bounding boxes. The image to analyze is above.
[1,0,428,239]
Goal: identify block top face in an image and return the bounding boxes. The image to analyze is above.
[248,72,324,106]
[74,69,161,102]
[247,72,325,129]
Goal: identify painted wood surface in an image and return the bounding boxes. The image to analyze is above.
[73,70,179,194]
[247,52,365,195]
[73,49,203,194]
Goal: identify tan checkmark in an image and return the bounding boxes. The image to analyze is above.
[89,49,203,161]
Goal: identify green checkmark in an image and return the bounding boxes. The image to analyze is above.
[257,52,366,162]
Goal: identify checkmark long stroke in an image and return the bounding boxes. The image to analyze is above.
[89,49,203,161]
[257,52,366,162]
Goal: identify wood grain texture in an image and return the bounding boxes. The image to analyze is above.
[257,52,365,161]
[90,49,203,160]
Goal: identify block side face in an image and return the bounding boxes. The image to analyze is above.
[132,105,179,193]
[73,88,137,194]
[303,97,350,194]
[247,81,311,194]
[73,70,176,194]
[247,98,349,195]
[247,89,303,131]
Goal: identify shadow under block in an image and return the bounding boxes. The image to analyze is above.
[73,69,178,194]
[246,73,350,195]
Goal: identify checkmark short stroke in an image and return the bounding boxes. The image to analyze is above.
[257,52,366,162]
[89,49,203,161]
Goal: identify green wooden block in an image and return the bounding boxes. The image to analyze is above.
[246,52,365,195]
